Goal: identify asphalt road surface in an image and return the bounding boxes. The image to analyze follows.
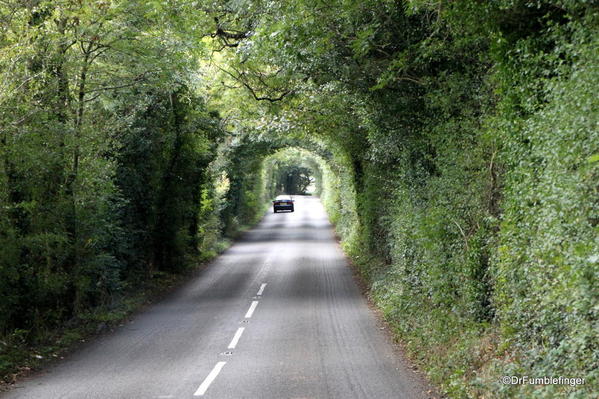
[2,196,433,399]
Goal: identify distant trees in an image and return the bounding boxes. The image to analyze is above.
[278,166,313,195]
[267,152,316,196]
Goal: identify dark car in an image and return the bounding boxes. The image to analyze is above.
[272,196,294,213]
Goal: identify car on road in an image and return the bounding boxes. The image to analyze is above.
[272,195,294,213]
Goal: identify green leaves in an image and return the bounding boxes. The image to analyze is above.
[587,153,599,164]
[205,1,598,397]
[0,0,222,368]
[1,1,597,396]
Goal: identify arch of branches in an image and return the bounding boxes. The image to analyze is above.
[218,132,358,239]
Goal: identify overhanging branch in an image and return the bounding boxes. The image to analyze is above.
[217,65,293,103]
[211,17,250,49]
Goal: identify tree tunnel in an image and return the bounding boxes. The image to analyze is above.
[217,131,359,242]
[1,2,596,396]
[263,148,320,196]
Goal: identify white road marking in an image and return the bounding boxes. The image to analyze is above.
[194,361,226,396]
[227,327,245,349]
[245,301,259,318]
[256,283,267,296]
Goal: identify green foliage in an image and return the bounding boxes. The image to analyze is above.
[115,88,221,276]
[263,148,318,196]
[0,0,223,379]
[1,0,597,397]
[201,0,598,397]
[490,36,598,398]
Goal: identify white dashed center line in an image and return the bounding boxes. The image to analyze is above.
[194,361,226,396]
[256,283,267,296]
[227,327,245,349]
[194,284,267,395]
[245,301,259,318]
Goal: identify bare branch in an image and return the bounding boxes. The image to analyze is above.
[85,70,155,94]
[241,80,292,102]
[216,65,293,103]
[210,16,250,49]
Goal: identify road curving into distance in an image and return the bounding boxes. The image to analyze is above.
[2,196,434,399]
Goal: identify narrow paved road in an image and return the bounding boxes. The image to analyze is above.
[3,197,432,399]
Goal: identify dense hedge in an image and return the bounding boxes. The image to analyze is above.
[490,36,598,397]
[332,4,598,398]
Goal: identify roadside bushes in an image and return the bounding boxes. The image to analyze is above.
[0,84,223,352]
[0,1,238,378]
[338,3,598,397]
[490,36,599,397]
[0,1,225,373]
